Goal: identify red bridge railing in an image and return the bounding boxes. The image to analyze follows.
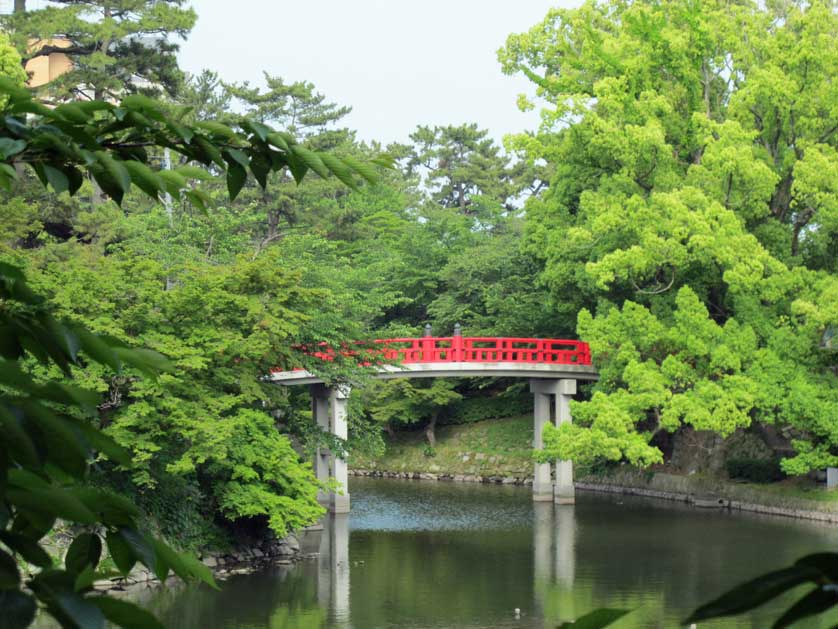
[300,337,591,367]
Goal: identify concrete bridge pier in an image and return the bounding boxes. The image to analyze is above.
[530,379,576,505]
[310,384,351,513]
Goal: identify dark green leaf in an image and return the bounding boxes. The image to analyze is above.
[341,154,380,184]
[240,119,270,141]
[319,152,358,189]
[122,161,161,201]
[106,532,136,574]
[54,103,92,124]
[0,138,26,160]
[74,565,96,593]
[0,406,38,467]
[0,550,20,590]
[557,608,631,628]
[22,402,89,476]
[72,422,132,467]
[174,165,212,181]
[0,531,52,568]
[0,590,37,629]
[118,529,158,577]
[0,77,31,101]
[76,329,122,373]
[42,164,69,193]
[6,488,97,525]
[54,592,105,629]
[192,136,225,168]
[249,153,270,189]
[772,586,838,628]
[73,488,139,526]
[285,151,308,184]
[685,565,822,622]
[112,347,173,376]
[64,168,84,200]
[226,162,247,200]
[94,152,131,196]
[65,533,102,575]
[194,120,235,139]
[796,553,838,581]
[291,146,329,178]
[91,597,164,629]
[150,540,217,589]
[265,132,289,151]
[157,170,187,198]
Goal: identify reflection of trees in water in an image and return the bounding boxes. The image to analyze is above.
[141,564,325,628]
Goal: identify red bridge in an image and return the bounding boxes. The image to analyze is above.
[270,335,597,513]
[271,336,594,384]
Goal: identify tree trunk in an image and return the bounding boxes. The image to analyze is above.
[14,0,26,13]
[425,411,438,448]
[385,421,395,438]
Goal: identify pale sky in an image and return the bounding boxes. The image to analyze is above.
[179,0,580,146]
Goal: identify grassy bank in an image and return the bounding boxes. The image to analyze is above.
[353,414,534,478]
[354,415,838,519]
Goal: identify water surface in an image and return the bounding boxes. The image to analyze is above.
[142,478,838,628]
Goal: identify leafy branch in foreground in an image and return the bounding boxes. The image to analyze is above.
[685,553,838,628]
[1,261,216,629]
[0,76,391,208]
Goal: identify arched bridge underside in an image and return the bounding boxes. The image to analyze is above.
[270,337,598,513]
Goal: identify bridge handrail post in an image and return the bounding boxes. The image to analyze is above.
[453,324,463,362]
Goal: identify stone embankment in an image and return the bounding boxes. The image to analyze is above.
[95,534,302,591]
[350,468,531,485]
[351,468,838,524]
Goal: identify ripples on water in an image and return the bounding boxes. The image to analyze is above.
[98,479,838,627]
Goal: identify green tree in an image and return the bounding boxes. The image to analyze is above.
[363,379,461,447]
[405,123,521,226]
[4,0,197,100]
[500,0,838,472]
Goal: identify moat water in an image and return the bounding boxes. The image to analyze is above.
[136,477,838,628]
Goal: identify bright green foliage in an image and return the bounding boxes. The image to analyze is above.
[0,262,218,629]
[27,245,342,535]
[4,0,196,100]
[0,32,26,91]
[501,0,838,471]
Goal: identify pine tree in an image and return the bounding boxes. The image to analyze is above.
[4,0,196,100]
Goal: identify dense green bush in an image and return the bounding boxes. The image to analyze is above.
[726,458,785,484]
[442,394,533,425]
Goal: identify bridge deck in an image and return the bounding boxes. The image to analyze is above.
[270,361,598,385]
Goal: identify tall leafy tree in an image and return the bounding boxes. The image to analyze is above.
[501,0,838,472]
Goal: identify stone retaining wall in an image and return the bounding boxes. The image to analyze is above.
[95,534,302,591]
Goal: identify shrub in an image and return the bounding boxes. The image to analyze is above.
[442,394,533,425]
[726,458,785,483]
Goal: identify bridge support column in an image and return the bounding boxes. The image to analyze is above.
[329,385,351,514]
[554,379,576,505]
[531,381,553,501]
[530,379,576,505]
[310,384,351,513]
[311,385,331,507]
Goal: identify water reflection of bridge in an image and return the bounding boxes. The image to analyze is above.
[308,504,577,627]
